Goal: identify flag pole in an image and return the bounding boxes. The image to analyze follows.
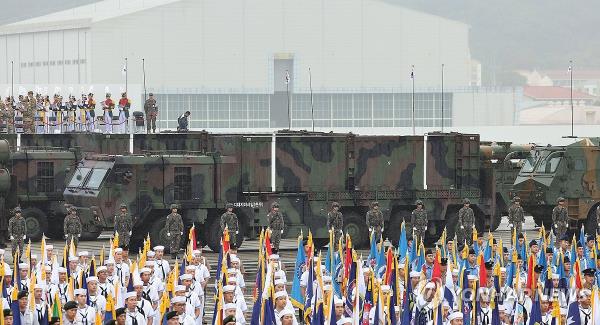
[10,61,14,99]
[125,57,128,94]
[411,65,415,136]
[563,60,577,139]
[309,67,315,132]
[441,63,444,132]
[142,58,147,101]
[286,70,291,130]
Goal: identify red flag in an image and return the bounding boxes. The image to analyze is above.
[264,229,273,257]
[344,236,352,282]
[431,250,442,282]
[526,253,535,290]
[190,226,197,250]
[222,228,230,254]
[574,258,582,289]
[478,254,488,288]
[384,248,394,285]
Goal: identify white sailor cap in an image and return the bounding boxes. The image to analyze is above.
[153,246,165,251]
[46,245,54,250]
[3,265,10,275]
[139,268,151,274]
[171,296,186,304]
[145,261,155,267]
[114,248,123,253]
[336,318,352,325]
[323,284,332,291]
[424,282,436,290]
[74,288,87,296]
[179,274,193,281]
[410,271,421,278]
[274,279,286,286]
[86,276,98,283]
[274,291,288,299]
[467,274,477,281]
[500,267,507,273]
[442,300,450,308]
[104,259,115,265]
[186,265,197,271]
[398,263,405,268]
[227,277,238,284]
[146,251,156,257]
[44,265,51,272]
[540,295,550,302]
[78,251,89,257]
[322,275,332,282]
[0,249,4,255]
[34,284,46,290]
[18,263,29,270]
[223,303,237,310]
[448,312,463,321]
[174,285,186,292]
[380,285,391,292]
[551,273,560,280]
[133,280,144,287]
[192,250,202,257]
[30,254,37,260]
[223,285,236,292]
[68,256,78,262]
[124,292,137,300]
[97,266,107,273]
[57,267,67,273]
[362,267,372,273]
[452,269,459,276]
[275,270,286,278]
[334,296,344,305]
[579,289,592,298]
[269,254,280,260]
[280,309,294,318]
[230,255,240,263]
[498,304,506,312]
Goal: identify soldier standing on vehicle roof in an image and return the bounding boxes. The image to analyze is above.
[220,203,239,247]
[552,197,569,243]
[64,205,82,248]
[166,204,184,259]
[114,204,133,250]
[8,206,26,260]
[327,202,343,245]
[508,196,525,238]
[366,201,384,240]
[143,93,158,133]
[411,200,428,246]
[458,198,475,247]
[267,202,285,251]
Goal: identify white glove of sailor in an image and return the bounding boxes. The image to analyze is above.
[167,232,171,237]
[23,235,26,239]
[9,236,13,240]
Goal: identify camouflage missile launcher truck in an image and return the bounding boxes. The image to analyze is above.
[512,138,600,234]
[0,139,78,240]
[60,131,509,251]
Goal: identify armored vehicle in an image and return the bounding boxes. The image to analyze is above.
[512,138,600,234]
[0,139,78,240]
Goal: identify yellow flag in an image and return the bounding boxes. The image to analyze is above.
[113,232,119,249]
[95,310,102,325]
[40,236,46,281]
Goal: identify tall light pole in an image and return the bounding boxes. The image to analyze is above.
[563,60,577,138]
[309,68,314,132]
[285,70,291,130]
[441,63,444,132]
[411,65,415,136]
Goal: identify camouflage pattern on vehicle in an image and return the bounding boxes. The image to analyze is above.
[513,138,600,235]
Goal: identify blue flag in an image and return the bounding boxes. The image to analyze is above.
[401,273,412,325]
[368,232,378,268]
[529,297,543,325]
[344,261,356,317]
[311,300,325,325]
[303,258,315,324]
[10,300,21,325]
[399,222,408,263]
[566,301,580,325]
[263,292,278,325]
[290,237,306,309]
[249,254,264,325]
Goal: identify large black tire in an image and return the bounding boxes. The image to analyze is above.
[342,212,368,249]
[22,207,48,241]
[385,209,411,247]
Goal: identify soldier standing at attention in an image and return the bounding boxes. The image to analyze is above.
[267,202,285,252]
[22,91,36,134]
[143,93,158,133]
[507,196,525,237]
[327,202,343,245]
[64,205,82,248]
[411,200,428,246]
[458,198,475,246]
[114,204,133,250]
[365,201,384,240]
[166,204,184,259]
[220,203,239,246]
[552,197,569,242]
[8,206,26,259]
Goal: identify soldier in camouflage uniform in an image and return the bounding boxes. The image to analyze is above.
[365,201,384,240]
[22,91,36,134]
[63,205,82,247]
[507,196,525,237]
[165,204,184,258]
[411,200,428,246]
[8,206,26,259]
[552,197,569,241]
[114,203,133,249]
[458,198,475,247]
[220,203,239,247]
[327,202,343,245]
[267,202,285,252]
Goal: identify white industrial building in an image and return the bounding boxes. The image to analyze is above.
[0,0,517,129]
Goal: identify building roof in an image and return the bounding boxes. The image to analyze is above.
[542,70,600,80]
[523,86,595,100]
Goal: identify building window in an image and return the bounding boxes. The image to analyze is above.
[174,167,192,200]
[36,162,54,193]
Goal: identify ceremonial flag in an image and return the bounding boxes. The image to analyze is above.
[399,221,408,263]
[431,249,442,282]
[526,253,535,290]
[264,229,273,257]
[383,247,394,285]
[401,271,412,325]
[311,300,325,325]
[10,300,20,325]
[416,241,425,271]
[479,252,488,288]
[592,287,600,324]
[367,230,378,269]
[303,257,315,323]
[573,257,583,289]
[373,285,382,325]
[566,301,580,324]
[388,261,398,325]
[290,234,306,309]
[328,291,336,325]
[188,224,197,251]
[249,253,264,325]
[344,260,357,317]
[361,274,374,325]
[529,295,543,325]
[105,292,116,320]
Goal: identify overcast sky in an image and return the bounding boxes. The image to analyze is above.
[0,0,100,25]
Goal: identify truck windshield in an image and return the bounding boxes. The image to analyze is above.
[68,167,91,187]
[520,157,537,173]
[535,156,562,173]
[85,168,108,189]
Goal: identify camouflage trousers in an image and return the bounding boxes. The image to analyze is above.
[120,234,131,249]
[168,234,181,255]
[457,226,473,247]
[371,226,383,242]
[333,229,343,246]
[510,223,523,238]
[413,227,426,246]
[271,229,282,251]
[66,233,79,248]
[23,118,34,133]
[555,223,567,244]
[11,238,24,259]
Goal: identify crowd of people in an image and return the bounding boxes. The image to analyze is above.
[0,90,161,134]
[3,195,600,325]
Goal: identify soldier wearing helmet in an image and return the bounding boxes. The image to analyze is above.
[166,204,184,258]
[267,202,285,251]
[552,197,568,241]
[64,205,82,248]
[365,201,384,240]
[327,202,343,245]
[220,203,239,246]
[411,200,428,245]
[8,206,26,258]
[508,196,525,238]
[114,203,133,250]
[458,198,475,246]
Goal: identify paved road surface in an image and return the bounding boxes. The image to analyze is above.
[9,216,541,323]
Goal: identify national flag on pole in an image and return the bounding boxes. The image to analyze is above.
[122,62,127,76]
[285,70,290,84]
[410,65,415,79]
